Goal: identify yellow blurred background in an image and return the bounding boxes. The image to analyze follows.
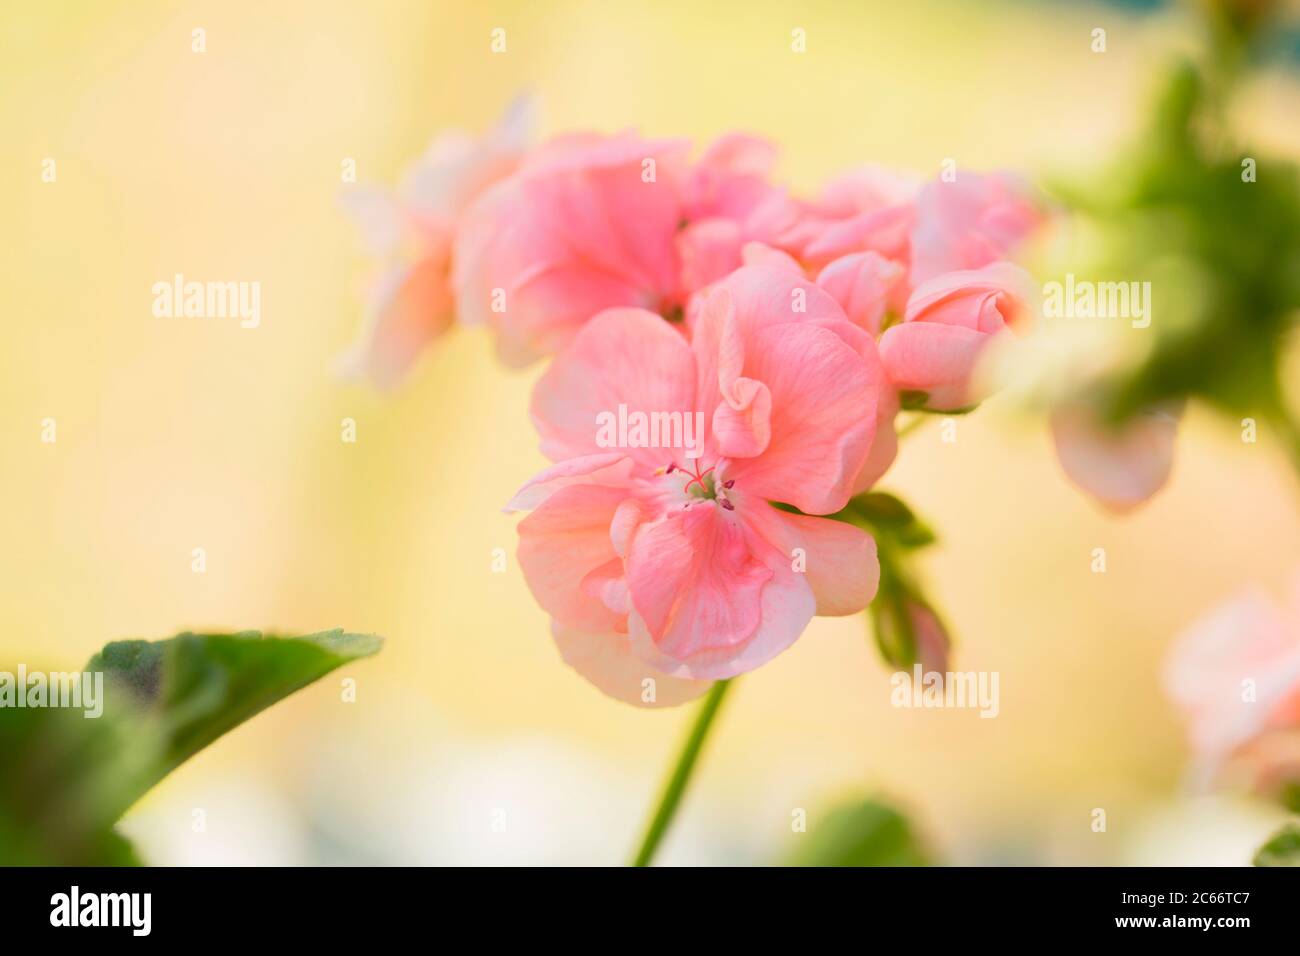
[4,0,1300,864]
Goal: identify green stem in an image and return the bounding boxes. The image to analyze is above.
[895,413,929,441]
[630,678,732,867]
[1274,413,1300,492]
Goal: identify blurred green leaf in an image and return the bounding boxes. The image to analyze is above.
[786,797,932,867]
[793,491,937,551]
[1253,822,1300,867]
[0,629,381,865]
[848,492,937,550]
[1050,41,1300,461]
[1279,782,1300,815]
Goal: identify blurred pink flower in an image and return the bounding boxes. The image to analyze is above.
[453,132,690,365]
[742,168,1044,337]
[762,166,919,270]
[909,171,1044,286]
[735,169,1044,443]
[506,264,887,703]
[675,134,788,293]
[1165,574,1300,800]
[339,95,536,388]
[878,261,1035,411]
[453,131,789,366]
[1050,401,1181,513]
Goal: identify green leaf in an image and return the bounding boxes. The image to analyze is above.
[786,797,932,867]
[1279,782,1300,815]
[87,629,382,803]
[781,491,937,551]
[1253,823,1300,867]
[849,492,937,549]
[0,629,381,865]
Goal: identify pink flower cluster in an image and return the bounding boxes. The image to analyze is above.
[343,100,1045,705]
[1165,573,1300,801]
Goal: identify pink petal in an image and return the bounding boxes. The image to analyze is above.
[802,203,914,269]
[816,251,905,335]
[677,218,745,294]
[903,262,1034,333]
[452,135,688,363]
[530,308,698,466]
[684,133,780,223]
[711,301,773,459]
[691,266,882,514]
[1164,585,1300,779]
[516,483,632,633]
[336,255,455,390]
[340,186,404,257]
[718,321,879,514]
[399,94,536,223]
[1050,403,1180,513]
[739,241,804,275]
[877,321,989,411]
[626,504,815,680]
[505,452,635,512]
[854,387,900,492]
[626,504,770,656]
[551,622,712,708]
[747,503,879,616]
[910,171,1043,285]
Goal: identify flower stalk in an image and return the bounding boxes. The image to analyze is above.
[630,678,733,867]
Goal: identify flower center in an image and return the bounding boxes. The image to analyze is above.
[665,460,735,510]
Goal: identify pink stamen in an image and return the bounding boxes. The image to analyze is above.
[682,465,714,495]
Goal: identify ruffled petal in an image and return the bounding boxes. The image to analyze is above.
[625,503,816,680]
[718,321,878,514]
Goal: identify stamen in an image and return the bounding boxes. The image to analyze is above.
[720,499,735,511]
[682,464,715,495]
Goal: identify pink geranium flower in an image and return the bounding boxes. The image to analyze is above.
[339,96,535,388]
[761,166,919,270]
[453,132,690,366]
[746,167,917,328]
[878,261,1035,411]
[676,134,788,293]
[751,168,1043,341]
[506,264,887,704]
[453,132,787,366]
[737,241,902,489]
[909,171,1043,286]
[1165,574,1300,799]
